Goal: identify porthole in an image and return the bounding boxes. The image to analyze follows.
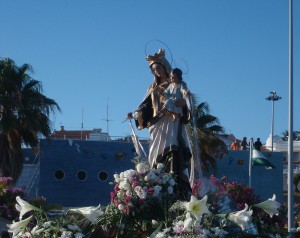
[77,170,87,181]
[98,171,108,181]
[54,170,65,180]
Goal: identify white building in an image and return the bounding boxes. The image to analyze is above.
[265,134,300,162]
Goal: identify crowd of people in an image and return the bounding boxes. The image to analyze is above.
[230,137,263,151]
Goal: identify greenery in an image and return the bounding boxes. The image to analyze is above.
[0,58,61,182]
[192,101,228,172]
[294,174,300,193]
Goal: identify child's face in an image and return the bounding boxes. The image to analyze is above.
[170,72,180,84]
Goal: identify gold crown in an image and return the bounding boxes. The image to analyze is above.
[146,49,166,63]
[146,49,172,74]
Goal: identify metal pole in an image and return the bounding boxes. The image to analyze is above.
[249,138,253,187]
[271,100,275,152]
[266,91,281,152]
[287,0,294,235]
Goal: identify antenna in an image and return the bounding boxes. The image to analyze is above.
[102,98,113,135]
[81,108,84,140]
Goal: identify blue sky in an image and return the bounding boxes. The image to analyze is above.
[1,1,299,144]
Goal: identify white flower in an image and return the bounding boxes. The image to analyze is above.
[183,216,193,231]
[183,195,210,221]
[210,227,228,237]
[227,204,253,230]
[75,232,85,238]
[125,189,132,196]
[153,185,162,197]
[134,186,147,199]
[168,178,176,186]
[67,224,81,231]
[118,204,124,210]
[117,191,123,198]
[113,174,120,182]
[43,221,52,228]
[156,163,164,171]
[7,215,33,237]
[154,227,171,238]
[61,230,73,237]
[119,180,131,190]
[167,186,173,194]
[136,162,150,173]
[21,232,33,238]
[68,205,103,224]
[253,194,281,218]
[31,225,45,236]
[123,169,136,180]
[162,175,170,184]
[152,219,158,225]
[144,171,157,181]
[173,220,184,234]
[15,196,41,220]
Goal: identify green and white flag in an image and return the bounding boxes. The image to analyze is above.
[252,149,276,169]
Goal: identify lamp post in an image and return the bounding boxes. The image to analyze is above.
[266,91,282,152]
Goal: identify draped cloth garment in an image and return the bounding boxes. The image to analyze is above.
[134,83,199,187]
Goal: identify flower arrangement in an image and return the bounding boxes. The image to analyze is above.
[4,162,289,238]
[110,161,176,216]
[0,177,47,221]
[7,196,90,238]
[95,161,178,237]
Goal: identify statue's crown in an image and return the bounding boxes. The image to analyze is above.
[146,49,165,63]
[146,49,172,74]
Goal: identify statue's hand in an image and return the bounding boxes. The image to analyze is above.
[127,112,133,119]
[126,111,140,120]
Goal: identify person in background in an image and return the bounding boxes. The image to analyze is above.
[254,138,263,151]
[240,137,248,150]
[230,139,240,150]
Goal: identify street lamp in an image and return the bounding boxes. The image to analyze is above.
[266,91,282,152]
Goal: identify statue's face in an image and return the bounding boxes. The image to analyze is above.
[151,63,166,78]
[170,72,180,84]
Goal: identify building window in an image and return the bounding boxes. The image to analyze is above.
[77,170,87,181]
[98,171,108,181]
[54,170,65,180]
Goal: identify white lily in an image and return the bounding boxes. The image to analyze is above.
[15,196,41,220]
[183,195,210,221]
[183,213,193,231]
[227,204,253,230]
[68,205,103,224]
[253,194,281,218]
[7,215,33,237]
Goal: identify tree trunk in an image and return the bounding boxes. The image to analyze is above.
[0,135,23,184]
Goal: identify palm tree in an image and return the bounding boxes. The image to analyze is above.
[0,58,61,182]
[192,101,228,173]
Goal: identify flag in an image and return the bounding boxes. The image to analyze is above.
[252,149,276,169]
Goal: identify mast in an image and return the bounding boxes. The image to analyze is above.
[81,108,84,140]
[102,98,112,136]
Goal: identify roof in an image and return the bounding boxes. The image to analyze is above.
[50,126,109,140]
